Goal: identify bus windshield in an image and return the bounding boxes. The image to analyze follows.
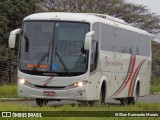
[19,21,90,76]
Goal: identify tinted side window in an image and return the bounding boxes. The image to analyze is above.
[101,23,124,53]
[92,23,99,42]
[90,40,98,72]
[100,23,150,57]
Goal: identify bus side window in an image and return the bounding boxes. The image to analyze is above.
[129,47,132,54]
[90,40,98,72]
[136,47,139,55]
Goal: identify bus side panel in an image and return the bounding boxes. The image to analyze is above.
[99,22,151,99]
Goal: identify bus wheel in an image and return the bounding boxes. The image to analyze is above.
[128,86,139,105]
[120,98,129,105]
[100,87,105,105]
[87,84,106,106]
[96,86,105,106]
[120,86,139,105]
[36,99,48,107]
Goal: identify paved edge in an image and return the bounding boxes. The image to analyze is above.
[0,98,34,102]
[0,92,160,102]
[149,92,160,95]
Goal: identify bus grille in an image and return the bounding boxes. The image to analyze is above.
[34,85,66,89]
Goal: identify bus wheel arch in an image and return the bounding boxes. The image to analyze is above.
[134,80,140,103]
[99,80,107,105]
[120,80,140,105]
[128,80,140,105]
[87,79,107,106]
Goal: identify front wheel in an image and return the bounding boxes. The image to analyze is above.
[99,87,105,105]
[91,87,106,106]
[36,99,48,107]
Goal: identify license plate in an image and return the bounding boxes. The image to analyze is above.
[44,91,55,96]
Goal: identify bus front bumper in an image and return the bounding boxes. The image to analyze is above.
[18,83,88,101]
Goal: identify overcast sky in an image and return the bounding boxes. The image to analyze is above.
[126,0,160,15]
[126,0,160,40]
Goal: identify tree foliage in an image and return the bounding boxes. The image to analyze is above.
[0,0,160,85]
[0,0,160,47]
[152,41,160,85]
[0,0,40,84]
[39,0,160,34]
[0,0,40,46]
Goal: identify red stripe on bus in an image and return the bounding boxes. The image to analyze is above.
[114,54,136,96]
[110,55,133,98]
[43,76,54,86]
[128,59,146,97]
[111,54,136,97]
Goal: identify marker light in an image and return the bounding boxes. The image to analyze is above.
[68,80,88,88]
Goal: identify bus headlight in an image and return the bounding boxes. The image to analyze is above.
[19,78,26,85]
[18,78,35,88]
[68,80,88,88]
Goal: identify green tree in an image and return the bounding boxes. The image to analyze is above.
[152,41,160,85]
[0,0,40,46]
[39,0,160,34]
[0,0,41,84]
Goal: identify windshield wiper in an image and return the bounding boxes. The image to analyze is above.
[32,40,52,71]
[46,42,51,63]
[31,40,54,71]
[55,50,70,75]
[32,52,49,71]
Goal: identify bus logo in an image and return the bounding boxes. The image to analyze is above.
[52,64,59,71]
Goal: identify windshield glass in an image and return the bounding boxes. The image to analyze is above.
[19,21,90,76]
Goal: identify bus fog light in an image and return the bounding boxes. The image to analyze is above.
[68,80,88,88]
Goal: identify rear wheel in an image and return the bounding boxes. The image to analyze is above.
[36,99,48,107]
[120,86,139,105]
[128,86,139,105]
[120,98,129,105]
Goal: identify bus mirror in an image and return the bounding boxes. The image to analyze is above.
[9,28,21,48]
[84,31,95,50]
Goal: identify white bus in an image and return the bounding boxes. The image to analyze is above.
[9,12,151,106]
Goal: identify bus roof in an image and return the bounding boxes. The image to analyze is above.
[24,12,97,22]
[24,12,150,36]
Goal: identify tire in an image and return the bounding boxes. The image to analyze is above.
[120,86,139,105]
[36,99,48,107]
[128,86,139,105]
[95,86,106,106]
[100,87,105,105]
[87,86,105,106]
[120,98,129,105]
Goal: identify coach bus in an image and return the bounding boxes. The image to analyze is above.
[9,12,151,106]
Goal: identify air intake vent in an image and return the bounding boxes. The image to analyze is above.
[34,85,66,89]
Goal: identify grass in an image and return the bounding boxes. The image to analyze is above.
[150,77,160,93]
[0,117,155,120]
[150,85,160,93]
[0,84,18,98]
[0,103,160,120]
[0,82,160,98]
[0,84,160,119]
[0,102,160,111]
